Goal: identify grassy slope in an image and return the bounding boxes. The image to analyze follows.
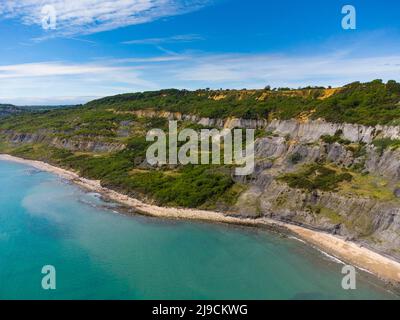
[87,79,400,126]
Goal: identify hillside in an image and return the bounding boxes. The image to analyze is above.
[87,79,400,126]
[0,104,24,118]
[0,80,400,259]
[0,103,79,118]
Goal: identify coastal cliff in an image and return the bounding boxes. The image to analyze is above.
[1,81,400,261]
[232,130,400,259]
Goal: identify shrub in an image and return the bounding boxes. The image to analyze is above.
[279,164,353,192]
[289,152,302,164]
[372,138,400,156]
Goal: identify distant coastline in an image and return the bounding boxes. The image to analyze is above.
[1,153,400,287]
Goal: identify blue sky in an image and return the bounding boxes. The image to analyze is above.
[1,0,400,105]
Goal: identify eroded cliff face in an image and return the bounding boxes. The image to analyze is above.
[115,109,400,142]
[229,128,400,259]
[124,110,400,258]
[1,130,125,153]
[266,119,400,144]
[2,109,400,259]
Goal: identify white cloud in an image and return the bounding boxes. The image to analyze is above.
[169,52,400,88]
[0,61,119,78]
[0,60,157,105]
[0,0,211,37]
[113,55,188,63]
[0,61,154,87]
[122,34,204,45]
[2,49,400,105]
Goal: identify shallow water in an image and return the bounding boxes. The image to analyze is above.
[0,160,398,300]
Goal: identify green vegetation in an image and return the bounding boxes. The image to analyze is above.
[279,162,399,201]
[0,104,24,118]
[0,80,399,209]
[1,80,400,140]
[347,143,367,158]
[307,205,344,224]
[0,136,236,209]
[320,130,351,145]
[212,183,248,208]
[338,171,399,201]
[83,80,400,126]
[99,164,233,208]
[0,107,137,138]
[317,207,344,224]
[312,80,400,126]
[288,152,302,164]
[279,164,353,192]
[372,138,400,156]
[255,129,277,139]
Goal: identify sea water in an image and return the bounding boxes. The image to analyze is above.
[0,160,398,300]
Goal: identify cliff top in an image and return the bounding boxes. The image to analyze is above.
[86,80,400,126]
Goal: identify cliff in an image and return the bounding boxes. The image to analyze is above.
[232,129,400,259]
[1,81,400,260]
[0,104,24,118]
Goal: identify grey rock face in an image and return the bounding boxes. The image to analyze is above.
[267,119,400,143]
[3,131,125,153]
[51,137,125,152]
[3,112,400,260]
[121,110,400,146]
[244,180,400,260]
[224,118,400,260]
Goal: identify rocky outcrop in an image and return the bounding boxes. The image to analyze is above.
[2,130,125,153]
[112,109,267,129]
[267,119,400,143]
[0,104,24,118]
[50,137,125,153]
[365,147,400,181]
[115,109,400,142]
[230,134,400,260]
[255,180,400,259]
[3,109,400,260]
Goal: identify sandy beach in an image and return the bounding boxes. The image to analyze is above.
[1,153,400,286]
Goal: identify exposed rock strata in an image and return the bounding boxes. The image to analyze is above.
[2,111,400,259]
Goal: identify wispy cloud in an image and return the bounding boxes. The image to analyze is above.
[168,51,400,88]
[0,60,157,105]
[122,34,204,45]
[0,62,119,79]
[2,42,400,105]
[0,0,211,37]
[113,55,188,63]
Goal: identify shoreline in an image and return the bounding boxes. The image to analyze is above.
[1,153,400,287]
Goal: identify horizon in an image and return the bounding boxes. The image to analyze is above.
[1,0,400,105]
[0,79,393,107]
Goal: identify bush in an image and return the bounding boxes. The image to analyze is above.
[279,164,353,192]
[289,152,302,164]
[320,131,351,145]
[372,138,400,156]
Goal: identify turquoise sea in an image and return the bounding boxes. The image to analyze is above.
[0,160,398,300]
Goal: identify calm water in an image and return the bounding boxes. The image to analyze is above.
[0,160,398,300]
